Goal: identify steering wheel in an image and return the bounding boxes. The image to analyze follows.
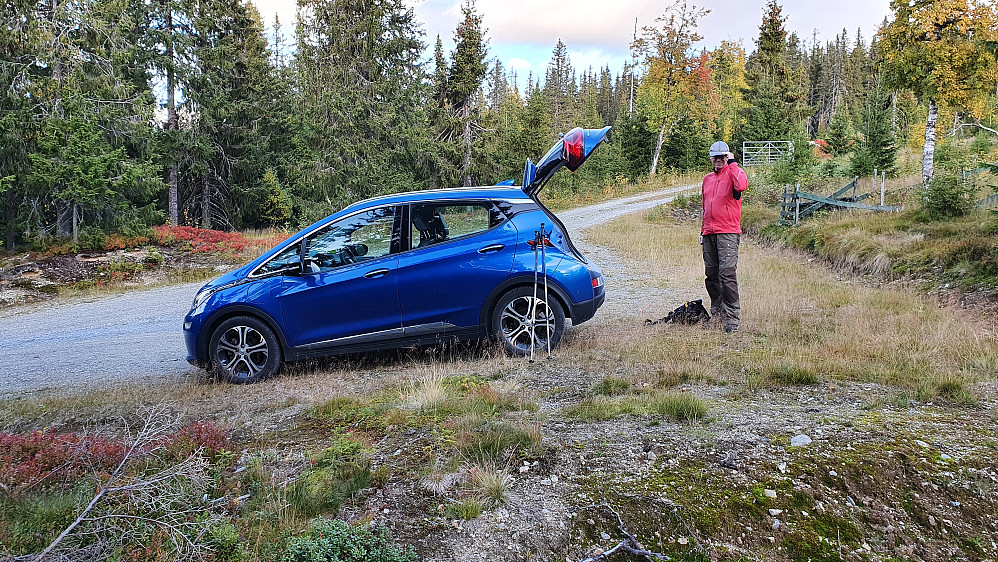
[338,247,356,264]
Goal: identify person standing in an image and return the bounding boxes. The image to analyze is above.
[701,141,748,333]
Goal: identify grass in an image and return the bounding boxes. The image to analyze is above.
[564,390,708,422]
[576,206,998,402]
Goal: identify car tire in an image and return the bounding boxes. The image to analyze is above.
[208,315,282,383]
[491,286,565,357]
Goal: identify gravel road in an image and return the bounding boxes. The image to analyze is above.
[0,185,696,396]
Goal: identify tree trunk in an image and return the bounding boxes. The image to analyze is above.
[56,200,72,238]
[166,5,179,225]
[201,177,210,229]
[649,118,668,178]
[922,98,937,186]
[891,92,898,140]
[462,103,472,187]
[71,203,78,243]
[5,189,14,250]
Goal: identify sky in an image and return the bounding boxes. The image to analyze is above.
[253,0,893,87]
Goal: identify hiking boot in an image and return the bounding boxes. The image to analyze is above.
[724,324,738,333]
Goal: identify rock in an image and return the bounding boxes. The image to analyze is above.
[764,489,777,499]
[777,462,787,474]
[915,440,930,449]
[772,519,781,530]
[791,434,812,447]
[928,515,936,526]
[846,496,856,507]
[647,451,657,461]
[678,537,688,545]
[600,531,610,540]
[769,509,783,516]
[940,453,953,460]
[519,465,530,473]
[829,470,838,477]
[951,501,961,507]
[719,451,737,469]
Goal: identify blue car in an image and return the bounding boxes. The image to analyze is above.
[184,126,610,382]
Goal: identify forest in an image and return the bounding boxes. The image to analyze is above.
[1,0,997,251]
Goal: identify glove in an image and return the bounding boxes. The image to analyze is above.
[699,235,703,245]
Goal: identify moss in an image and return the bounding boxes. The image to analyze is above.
[782,527,838,562]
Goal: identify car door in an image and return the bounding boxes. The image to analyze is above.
[278,205,402,349]
[397,201,517,334]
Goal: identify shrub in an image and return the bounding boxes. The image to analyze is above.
[288,435,370,517]
[0,430,127,494]
[165,421,234,465]
[279,519,417,562]
[921,172,975,220]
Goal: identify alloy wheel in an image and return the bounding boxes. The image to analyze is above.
[214,325,269,380]
[500,295,555,352]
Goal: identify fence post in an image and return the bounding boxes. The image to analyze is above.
[873,168,877,196]
[794,182,800,225]
[880,171,886,206]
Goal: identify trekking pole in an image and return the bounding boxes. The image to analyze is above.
[530,228,540,364]
[540,223,551,360]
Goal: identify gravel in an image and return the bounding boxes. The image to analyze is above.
[0,185,697,397]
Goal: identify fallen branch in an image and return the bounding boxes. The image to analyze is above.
[576,503,671,562]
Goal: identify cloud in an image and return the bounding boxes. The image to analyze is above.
[507,58,534,72]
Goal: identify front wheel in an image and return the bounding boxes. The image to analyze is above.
[208,316,282,383]
[491,286,566,356]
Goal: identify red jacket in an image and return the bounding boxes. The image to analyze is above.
[701,162,748,235]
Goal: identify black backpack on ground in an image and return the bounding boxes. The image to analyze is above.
[644,299,710,326]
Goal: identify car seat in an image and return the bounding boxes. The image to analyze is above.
[412,207,449,247]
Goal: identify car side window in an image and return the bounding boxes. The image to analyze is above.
[410,203,490,249]
[259,243,301,274]
[304,207,396,272]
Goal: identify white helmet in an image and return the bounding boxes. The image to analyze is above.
[709,141,729,157]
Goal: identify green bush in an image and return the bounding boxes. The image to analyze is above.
[279,519,417,562]
[921,172,974,220]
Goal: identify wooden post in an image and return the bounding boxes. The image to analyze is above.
[880,172,886,206]
[794,182,800,225]
[853,176,857,200]
[873,168,877,197]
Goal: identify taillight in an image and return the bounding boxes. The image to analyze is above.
[592,276,603,288]
[526,238,555,248]
[562,128,585,171]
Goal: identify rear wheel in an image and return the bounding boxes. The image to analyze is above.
[208,316,282,383]
[491,286,565,356]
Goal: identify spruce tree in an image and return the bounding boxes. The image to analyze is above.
[447,0,489,186]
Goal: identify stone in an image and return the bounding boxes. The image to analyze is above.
[764,489,778,499]
[768,509,783,516]
[846,496,856,507]
[772,519,781,530]
[829,470,838,477]
[678,537,688,545]
[777,462,787,474]
[915,440,930,449]
[791,434,812,447]
[600,531,611,540]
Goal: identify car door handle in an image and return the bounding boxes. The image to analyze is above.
[364,268,390,279]
[477,244,504,254]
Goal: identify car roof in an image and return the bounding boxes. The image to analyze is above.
[342,186,532,212]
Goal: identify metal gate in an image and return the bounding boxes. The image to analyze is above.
[742,141,794,166]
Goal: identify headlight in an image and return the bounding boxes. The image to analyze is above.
[191,288,215,311]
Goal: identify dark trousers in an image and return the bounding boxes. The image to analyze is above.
[702,233,740,328]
